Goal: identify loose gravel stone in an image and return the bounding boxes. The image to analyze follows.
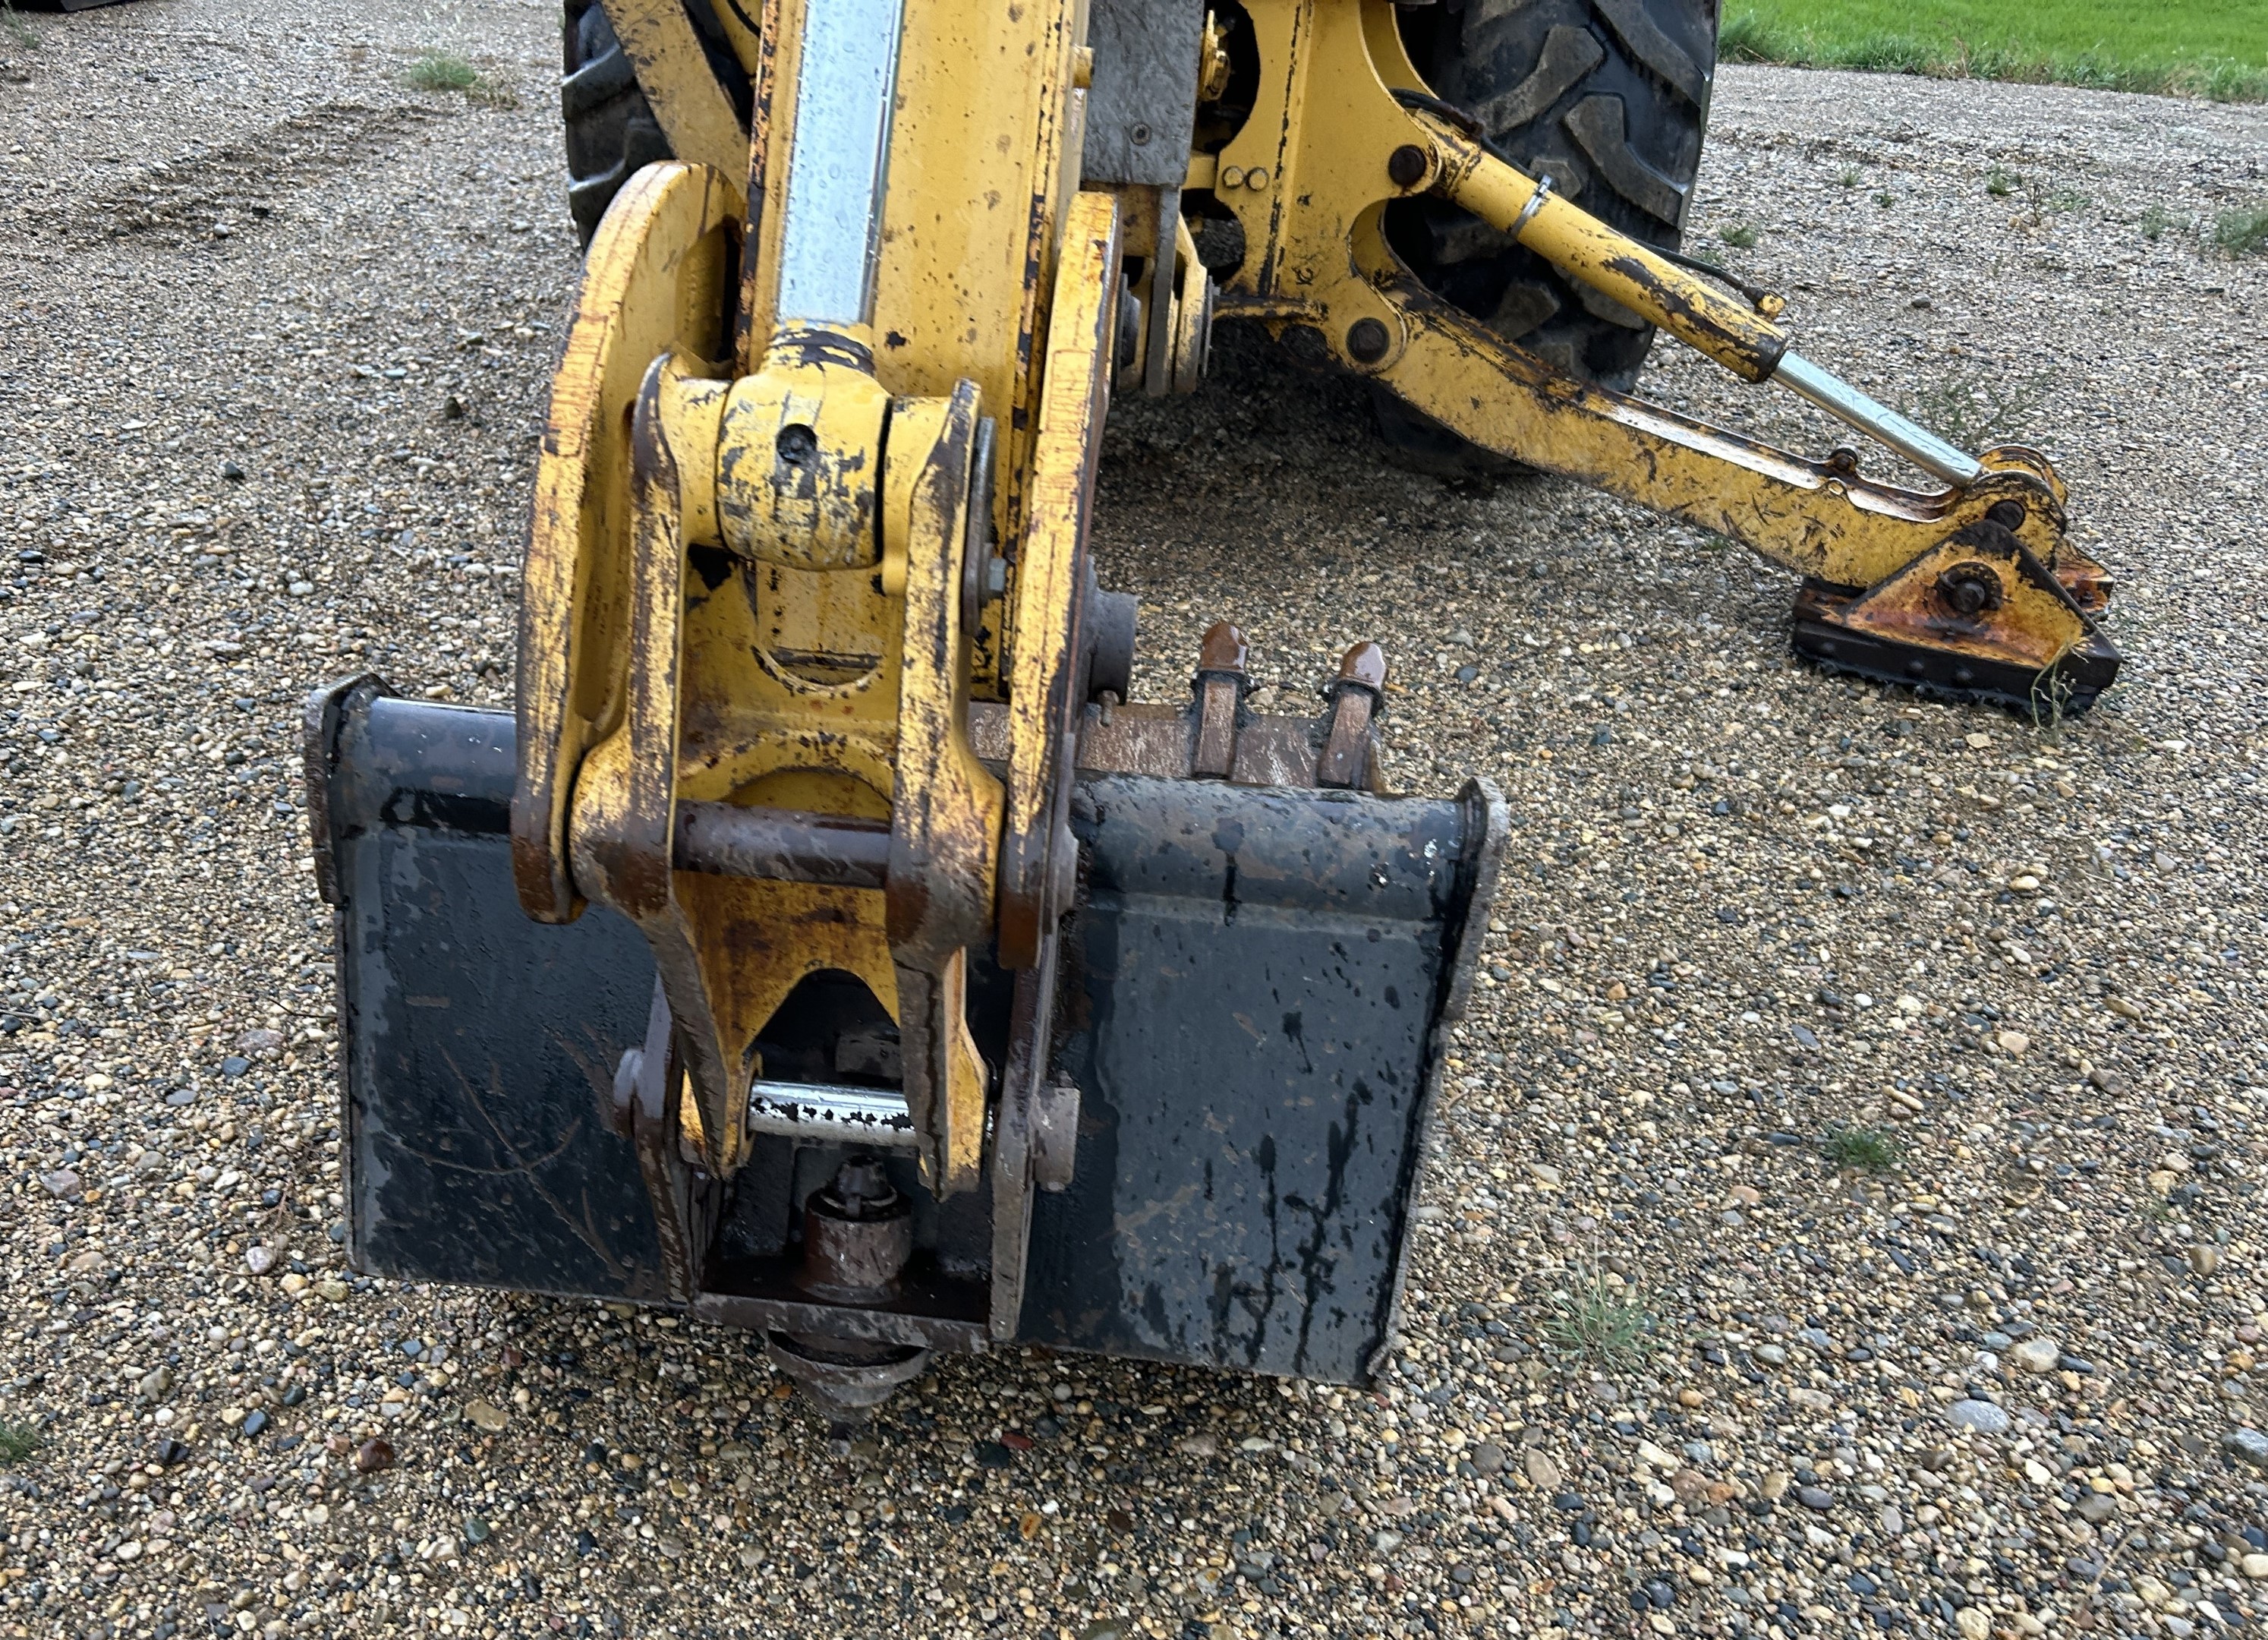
[2007,1335,2062,1374]
[2228,1427,2268,1471]
[1948,1398,2014,1434]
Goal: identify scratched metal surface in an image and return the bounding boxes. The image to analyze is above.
[1019,776,1475,1382]
[330,699,669,1304]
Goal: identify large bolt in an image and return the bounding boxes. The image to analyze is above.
[769,1155,929,1427]
[1935,561,2005,619]
[832,1155,892,1216]
[1387,144,1429,188]
[1346,317,1391,365]
[1984,499,2027,531]
[776,424,818,466]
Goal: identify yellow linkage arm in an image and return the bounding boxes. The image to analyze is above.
[1420,116,1985,490]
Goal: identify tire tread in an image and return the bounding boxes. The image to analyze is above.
[1388,0,1718,395]
[559,0,748,245]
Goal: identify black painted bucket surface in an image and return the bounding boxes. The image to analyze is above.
[315,695,1491,1381]
[1025,777,1479,1382]
[326,697,664,1302]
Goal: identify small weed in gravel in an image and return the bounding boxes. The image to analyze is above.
[406,49,477,90]
[2139,202,2181,241]
[1987,167,2019,197]
[2,1,37,50]
[2030,666,2084,737]
[1838,166,1860,188]
[1902,365,2052,447]
[1542,1269,1656,1364]
[406,49,516,106]
[0,1421,38,1467]
[1822,1124,1903,1175]
[2009,176,2087,229]
[1873,190,1895,209]
[2214,202,2268,257]
[1718,222,1761,249]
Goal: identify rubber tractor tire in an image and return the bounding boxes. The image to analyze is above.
[1378,0,1719,472]
[559,0,751,246]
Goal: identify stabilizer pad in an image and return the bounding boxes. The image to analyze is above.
[1791,579,2121,718]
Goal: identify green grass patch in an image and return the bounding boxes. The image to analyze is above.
[1542,1269,1658,1365]
[1820,1123,1904,1175]
[0,1419,39,1467]
[1722,1,2268,102]
[2,0,39,51]
[405,49,518,107]
[1718,222,1762,249]
[2215,202,2268,257]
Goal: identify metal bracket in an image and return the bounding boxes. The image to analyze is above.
[301,672,392,907]
[1029,1080,1081,1191]
[613,980,724,1307]
[1079,0,1205,187]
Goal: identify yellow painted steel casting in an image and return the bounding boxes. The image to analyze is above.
[522,0,2120,1184]
[521,0,1101,1194]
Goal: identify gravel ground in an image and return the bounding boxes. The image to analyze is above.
[3,4,2267,1638]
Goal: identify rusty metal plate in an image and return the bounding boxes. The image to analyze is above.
[1791,578,2121,717]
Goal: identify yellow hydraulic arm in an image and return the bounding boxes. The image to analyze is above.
[592,0,2118,713]
[1188,0,2115,710]
[535,0,2122,1185]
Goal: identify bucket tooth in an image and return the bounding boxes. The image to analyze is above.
[1317,642,1388,789]
[1190,621,1251,779]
